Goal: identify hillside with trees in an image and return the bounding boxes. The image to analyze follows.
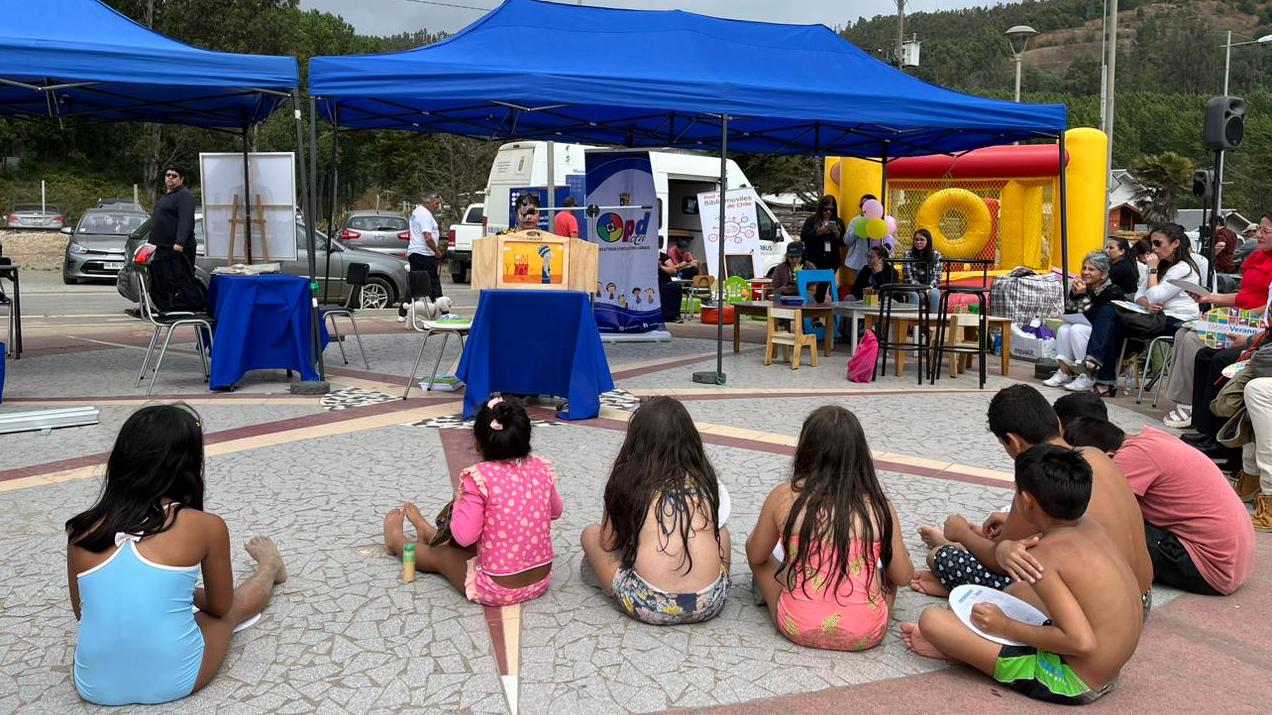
[3,0,1271,227]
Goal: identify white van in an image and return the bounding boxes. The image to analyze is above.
[480,141,795,278]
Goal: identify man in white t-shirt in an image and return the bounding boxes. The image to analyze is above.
[399,191,445,319]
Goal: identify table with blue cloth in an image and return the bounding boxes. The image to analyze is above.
[207,274,327,390]
[457,289,614,421]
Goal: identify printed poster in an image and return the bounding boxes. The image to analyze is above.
[698,188,763,279]
[584,152,661,332]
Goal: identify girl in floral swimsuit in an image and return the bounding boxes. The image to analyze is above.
[747,406,914,651]
[383,396,562,606]
[580,396,731,625]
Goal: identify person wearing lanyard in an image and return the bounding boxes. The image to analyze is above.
[398,191,445,321]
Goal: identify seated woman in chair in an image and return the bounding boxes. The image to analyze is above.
[1042,251,1124,392]
[852,246,898,301]
[902,229,943,308]
[1082,223,1201,398]
[770,242,816,297]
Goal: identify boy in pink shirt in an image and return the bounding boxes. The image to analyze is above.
[1056,394,1254,595]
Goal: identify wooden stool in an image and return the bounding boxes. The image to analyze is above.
[765,306,818,369]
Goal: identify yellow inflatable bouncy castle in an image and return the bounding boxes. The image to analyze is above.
[825,128,1107,276]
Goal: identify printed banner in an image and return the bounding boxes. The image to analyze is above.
[584,152,661,332]
[698,188,762,279]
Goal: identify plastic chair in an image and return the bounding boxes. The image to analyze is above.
[724,275,751,303]
[135,263,214,395]
[402,271,470,399]
[796,269,838,340]
[319,262,370,369]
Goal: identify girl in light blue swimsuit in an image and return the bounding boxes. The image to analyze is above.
[66,404,287,706]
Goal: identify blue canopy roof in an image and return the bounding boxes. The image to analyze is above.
[310,0,1066,156]
[0,0,298,129]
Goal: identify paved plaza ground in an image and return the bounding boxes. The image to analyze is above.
[1,307,1269,714]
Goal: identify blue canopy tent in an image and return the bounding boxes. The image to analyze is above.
[309,0,1070,384]
[0,0,296,129]
[0,0,326,387]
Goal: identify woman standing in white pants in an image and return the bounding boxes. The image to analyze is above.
[1043,251,1125,391]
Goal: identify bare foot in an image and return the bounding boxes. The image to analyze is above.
[383,507,407,556]
[245,536,287,584]
[909,569,950,598]
[901,622,945,659]
[918,525,950,549]
[402,501,438,544]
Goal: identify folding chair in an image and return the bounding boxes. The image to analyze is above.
[320,262,371,369]
[135,263,214,396]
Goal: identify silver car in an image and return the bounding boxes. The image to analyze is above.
[338,211,409,256]
[6,203,66,229]
[61,209,149,284]
[116,216,410,310]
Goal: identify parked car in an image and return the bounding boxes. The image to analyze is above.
[338,211,410,257]
[446,202,484,283]
[116,215,410,309]
[6,203,66,229]
[61,209,149,284]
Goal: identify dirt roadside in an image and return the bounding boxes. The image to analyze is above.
[0,230,67,270]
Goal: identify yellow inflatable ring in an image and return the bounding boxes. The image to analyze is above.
[915,188,993,259]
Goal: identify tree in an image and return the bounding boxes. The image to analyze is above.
[1132,151,1193,223]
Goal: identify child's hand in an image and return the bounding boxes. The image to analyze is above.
[995,536,1044,583]
[982,512,1008,540]
[971,602,1009,636]
[942,514,972,541]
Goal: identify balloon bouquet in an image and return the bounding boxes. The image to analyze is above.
[846,198,898,254]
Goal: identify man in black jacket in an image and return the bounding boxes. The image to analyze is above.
[147,164,204,311]
[151,164,197,273]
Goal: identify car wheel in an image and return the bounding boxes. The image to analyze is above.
[360,277,393,309]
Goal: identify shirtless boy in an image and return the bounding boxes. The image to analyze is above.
[902,444,1143,705]
[911,385,1153,618]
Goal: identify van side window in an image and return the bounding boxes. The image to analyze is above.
[756,208,779,242]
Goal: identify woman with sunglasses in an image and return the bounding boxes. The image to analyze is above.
[799,195,845,277]
[1082,223,1201,397]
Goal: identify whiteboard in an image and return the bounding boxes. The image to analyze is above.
[199,152,297,261]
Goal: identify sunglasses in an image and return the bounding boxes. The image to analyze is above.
[522,208,539,215]
[1150,240,1168,248]
[164,172,180,178]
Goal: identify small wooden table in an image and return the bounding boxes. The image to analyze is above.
[733,300,834,357]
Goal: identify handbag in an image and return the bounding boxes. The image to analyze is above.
[847,329,879,383]
[1114,305,1167,340]
[428,501,454,547]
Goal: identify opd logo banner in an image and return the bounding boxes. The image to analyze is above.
[585,153,661,333]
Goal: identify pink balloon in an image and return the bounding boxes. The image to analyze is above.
[862,199,884,220]
[885,215,897,235]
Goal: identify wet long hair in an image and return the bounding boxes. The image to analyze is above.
[603,397,721,573]
[782,406,894,600]
[65,404,205,553]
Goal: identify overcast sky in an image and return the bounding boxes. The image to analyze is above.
[299,0,1017,37]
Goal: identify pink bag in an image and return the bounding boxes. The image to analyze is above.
[847,330,878,383]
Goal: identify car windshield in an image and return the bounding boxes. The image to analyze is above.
[348,215,407,231]
[79,212,147,235]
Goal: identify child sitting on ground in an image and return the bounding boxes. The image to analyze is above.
[382,396,562,606]
[66,404,286,706]
[902,444,1143,706]
[747,406,913,651]
[580,397,731,624]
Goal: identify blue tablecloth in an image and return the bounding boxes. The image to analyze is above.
[207,274,327,390]
[457,290,614,420]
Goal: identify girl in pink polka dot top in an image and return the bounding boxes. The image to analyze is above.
[383,396,562,606]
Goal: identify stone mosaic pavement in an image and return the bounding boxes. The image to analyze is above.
[1,314,1268,713]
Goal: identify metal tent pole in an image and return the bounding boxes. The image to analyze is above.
[323,107,339,305]
[241,126,253,263]
[290,89,327,393]
[693,114,728,386]
[308,96,326,381]
[1058,130,1070,287]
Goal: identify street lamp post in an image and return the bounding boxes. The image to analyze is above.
[1217,31,1272,218]
[1005,25,1038,102]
